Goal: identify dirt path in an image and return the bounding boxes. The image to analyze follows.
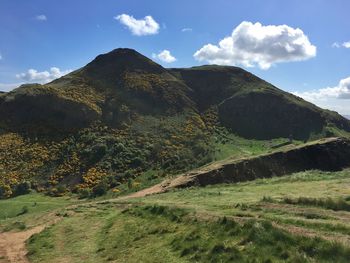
[124,182,166,198]
[0,225,44,263]
[0,213,62,263]
[0,181,172,263]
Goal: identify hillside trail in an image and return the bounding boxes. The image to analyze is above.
[0,166,206,263]
[0,137,345,263]
[0,214,61,263]
[0,173,185,263]
[0,225,44,263]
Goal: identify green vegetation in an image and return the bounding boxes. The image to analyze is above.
[7,169,345,262]
[0,112,299,199]
[0,193,72,220]
[210,126,300,162]
[0,193,75,231]
[27,203,350,263]
[133,169,350,212]
[281,196,350,212]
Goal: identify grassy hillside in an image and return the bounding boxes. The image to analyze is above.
[1,169,348,262]
[0,48,350,198]
[0,123,298,199]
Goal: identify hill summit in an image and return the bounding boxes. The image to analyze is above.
[0,48,349,198]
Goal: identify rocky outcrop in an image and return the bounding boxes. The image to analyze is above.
[144,137,350,192]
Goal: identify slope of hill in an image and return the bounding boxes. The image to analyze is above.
[2,168,350,262]
[0,48,350,198]
[170,66,350,139]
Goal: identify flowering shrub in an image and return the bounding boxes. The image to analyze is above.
[0,109,215,198]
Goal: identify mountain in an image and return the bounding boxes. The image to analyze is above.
[1,48,348,138]
[0,48,349,198]
[344,115,350,120]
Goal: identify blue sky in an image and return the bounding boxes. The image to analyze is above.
[1,0,350,114]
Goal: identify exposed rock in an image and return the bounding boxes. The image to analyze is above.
[177,137,350,187]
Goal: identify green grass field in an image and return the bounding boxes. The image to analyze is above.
[133,169,350,213]
[1,169,347,262]
[0,193,76,232]
[26,204,350,263]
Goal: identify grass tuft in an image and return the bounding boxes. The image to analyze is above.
[283,196,350,212]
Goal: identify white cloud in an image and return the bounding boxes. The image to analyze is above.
[0,67,71,92]
[114,14,159,36]
[293,76,350,115]
[343,41,350,48]
[194,21,316,70]
[332,41,350,48]
[293,76,350,101]
[181,28,192,32]
[332,42,341,48]
[16,67,71,84]
[152,50,177,63]
[36,15,47,21]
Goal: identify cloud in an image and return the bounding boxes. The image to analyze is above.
[36,15,47,21]
[152,50,177,63]
[332,41,350,48]
[194,21,316,70]
[114,14,159,36]
[0,67,71,92]
[293,76,350,115]
[181,28,192,32]
[343,41,350,48]
[0,53,2,60]
[16,67,72,84]
[293,76,350,101]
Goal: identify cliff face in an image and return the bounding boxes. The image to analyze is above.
[149,137,350,192]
